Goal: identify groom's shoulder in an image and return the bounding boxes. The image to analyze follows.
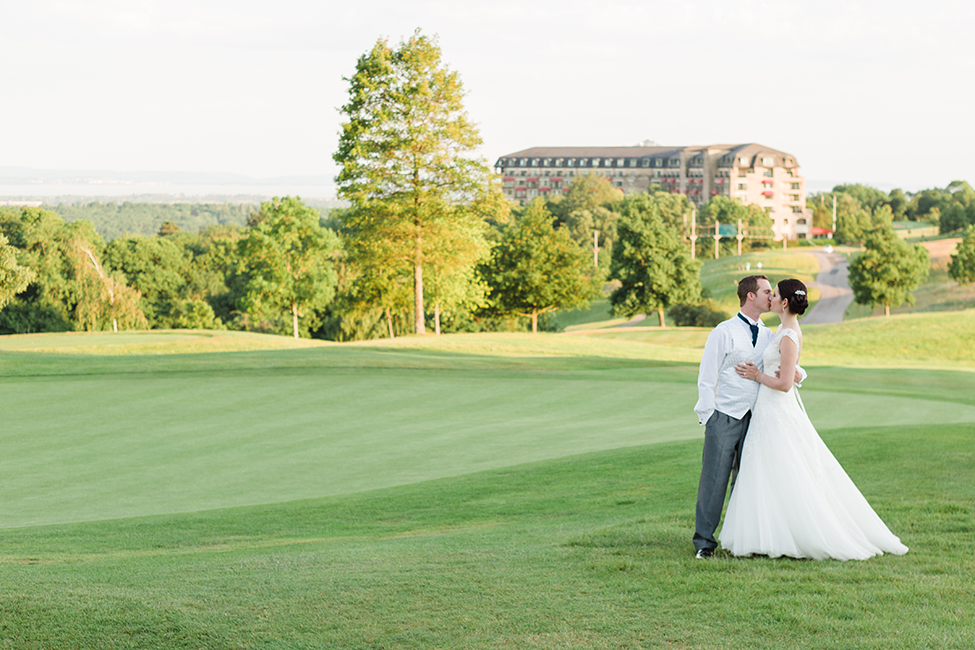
[713,315,740,330]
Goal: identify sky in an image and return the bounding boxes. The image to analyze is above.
[2,0,973,196]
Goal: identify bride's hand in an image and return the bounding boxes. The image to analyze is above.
[735,362,760,381]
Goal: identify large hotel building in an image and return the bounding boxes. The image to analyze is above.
[495,143,812,241]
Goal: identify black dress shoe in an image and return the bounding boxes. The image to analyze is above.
[695,548,714,559]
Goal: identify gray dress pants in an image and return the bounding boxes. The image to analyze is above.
[694,410,751,553]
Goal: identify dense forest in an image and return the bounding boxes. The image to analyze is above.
[52,202,259,240]
[808,180,975,240]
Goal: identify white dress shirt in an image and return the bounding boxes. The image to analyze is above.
[694,312,774,425]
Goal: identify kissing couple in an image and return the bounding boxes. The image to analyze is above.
[692,274,908,560]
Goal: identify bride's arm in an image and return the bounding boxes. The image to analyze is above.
[738,337,799,392]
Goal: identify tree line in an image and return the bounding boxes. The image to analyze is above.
[809,180,975,242]
[3,29,971,337]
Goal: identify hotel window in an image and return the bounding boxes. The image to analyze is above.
[762,157,774,166]
[567,159,575,167]
[642,159,649,167]
[629,159,637,167]
[737,183,747,190]
[617,158,625,166]
[792,206,804,213]
[555,159,563,167]
[764,170,773,177]
[790,194,800,202]
[655,159,663,167]
[739,157,750,165]
[791,183,800,190]
[531,159,539,167]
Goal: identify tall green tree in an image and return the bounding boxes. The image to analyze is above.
[238,197,341,339]
[0,233,34,311]
[609,195,702,328]
[480,199,599,333]
[948,225,975,285]
[334,29,499,335]
[848,221,929,317]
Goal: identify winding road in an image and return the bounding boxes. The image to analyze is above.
[802,250,853,324]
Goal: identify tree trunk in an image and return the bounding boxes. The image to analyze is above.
[434,302,441,335]
[385,307,395,339]
[292,301,299,339]
[884,303,890,317]
[531,311,538,334]
[414,232,426,334]
[658,307,667,329]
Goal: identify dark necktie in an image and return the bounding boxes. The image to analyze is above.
[738,313,758,347]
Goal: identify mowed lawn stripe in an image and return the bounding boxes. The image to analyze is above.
[1,359,695,528]
[4,342,975,530]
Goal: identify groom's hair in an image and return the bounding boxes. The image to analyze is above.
[737,275,769,306]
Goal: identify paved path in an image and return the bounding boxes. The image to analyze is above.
[803,250,854,324]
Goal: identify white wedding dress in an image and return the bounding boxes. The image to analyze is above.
[719,328,909,560]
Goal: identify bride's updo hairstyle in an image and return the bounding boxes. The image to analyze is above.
[778,279,809,315]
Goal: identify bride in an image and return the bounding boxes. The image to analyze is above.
[718,278,909,560]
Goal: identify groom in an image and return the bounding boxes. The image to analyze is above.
[692,275,798,559]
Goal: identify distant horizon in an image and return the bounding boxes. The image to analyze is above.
[0,165,958,204]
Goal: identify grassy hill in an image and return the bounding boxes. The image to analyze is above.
[0,328,973,647]
[553,249,822,331]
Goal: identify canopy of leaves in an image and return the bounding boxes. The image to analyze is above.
[948,225,975,285]
[0,206,108,333]
[237,197,341,338]
[480,199,599,332]
[0,233,34,311]
[609,195,702,327]
[848,223,929,314]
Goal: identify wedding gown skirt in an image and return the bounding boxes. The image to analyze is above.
[719,329,908,560]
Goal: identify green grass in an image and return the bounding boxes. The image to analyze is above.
[0,329,331,355]
[698,249,821,315]
[569,309,975,369]
[549,249,822,333]
[1,331,974,648]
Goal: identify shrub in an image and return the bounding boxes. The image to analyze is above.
[669,303,728,327]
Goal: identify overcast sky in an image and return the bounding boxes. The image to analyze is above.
[2,0,972,194]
